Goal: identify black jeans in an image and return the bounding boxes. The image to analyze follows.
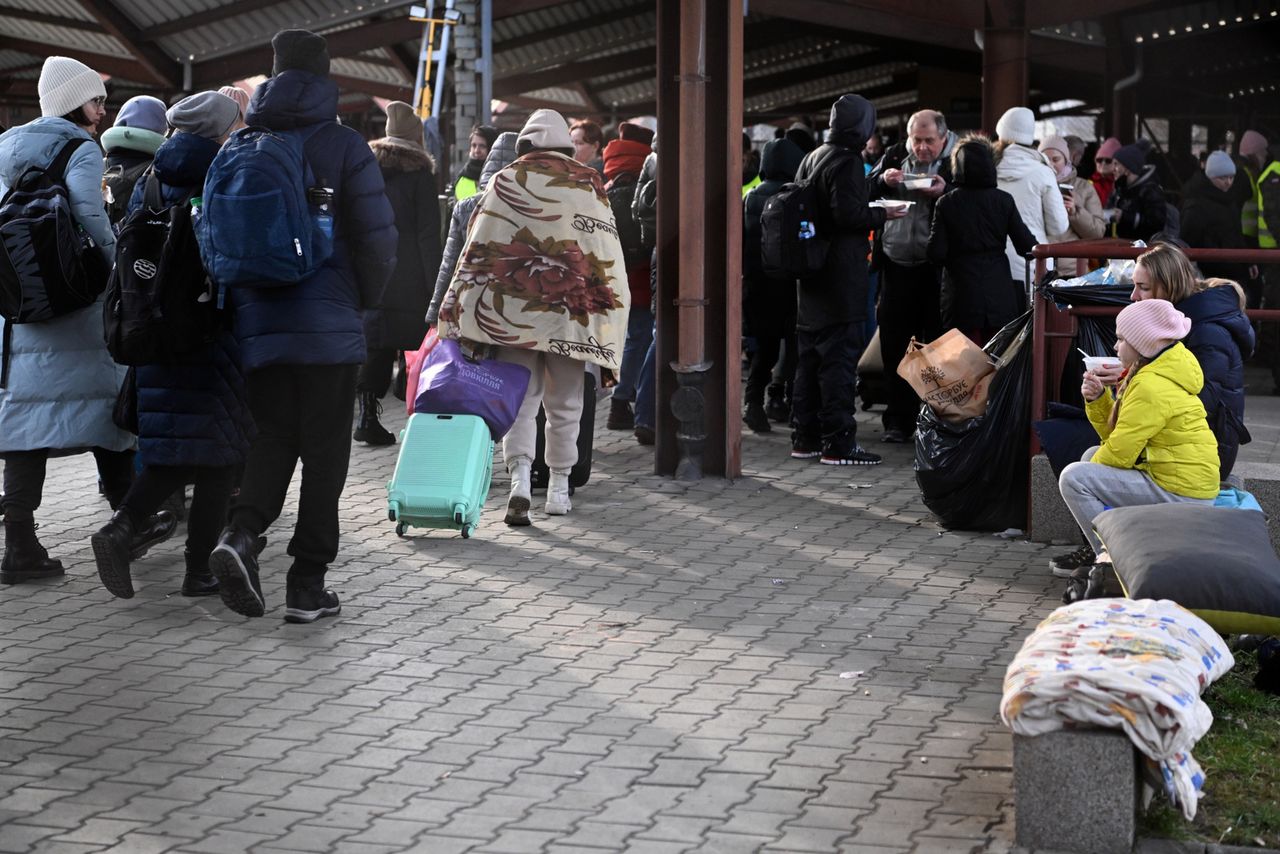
[122,464,235,565]
[2,447,134,522]
[356,347,396,398]
[877,259,941,433]
[792,321,865,449]
[230,364,358,585]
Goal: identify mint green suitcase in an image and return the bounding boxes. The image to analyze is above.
[387,413,494,538]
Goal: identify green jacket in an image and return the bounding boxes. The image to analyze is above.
[1086,342,1220,499]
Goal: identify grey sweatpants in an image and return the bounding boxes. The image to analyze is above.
[1059,446,1214,552]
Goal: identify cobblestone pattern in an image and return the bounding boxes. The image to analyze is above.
[0,398,1064,853]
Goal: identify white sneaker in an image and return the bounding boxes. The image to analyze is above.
[506,457,532,526]
[545,469,572,516]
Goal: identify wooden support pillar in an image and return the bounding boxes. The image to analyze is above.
[1103,18,1137,142]
[981,0,1028,134]
[653,0,743,479]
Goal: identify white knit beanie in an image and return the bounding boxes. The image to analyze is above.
[518,109,573,152]
[39,56,107,118]
[995,106,1035,147]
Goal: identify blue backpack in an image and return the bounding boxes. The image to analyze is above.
[196,124,333,287]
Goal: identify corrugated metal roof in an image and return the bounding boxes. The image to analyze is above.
[745,62,914,112]
[0,0,94,19]
[0,19,132,58]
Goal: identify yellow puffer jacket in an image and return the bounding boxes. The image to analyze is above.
[1085,342,1220,499]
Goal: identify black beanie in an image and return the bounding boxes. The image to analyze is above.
[272,29,330,77]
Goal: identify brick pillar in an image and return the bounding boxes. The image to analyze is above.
[452,0,481,174]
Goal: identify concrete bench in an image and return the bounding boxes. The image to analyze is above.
[1013,729,1140,853]
[1031,454,1280,552]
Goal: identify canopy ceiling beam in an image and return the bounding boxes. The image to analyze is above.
[78,0,181,87]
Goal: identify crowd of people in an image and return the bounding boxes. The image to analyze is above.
[1,35,1277,624]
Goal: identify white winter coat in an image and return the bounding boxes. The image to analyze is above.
[996,143,1070,283]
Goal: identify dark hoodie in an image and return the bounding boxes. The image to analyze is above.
[232,71,398,371]
[743,138,805,339]
[927,139,1036,331]
[1177,283,1254,476]
[792,94,886,330]
[1111,164,1167,241]
[1180,171,1249,282]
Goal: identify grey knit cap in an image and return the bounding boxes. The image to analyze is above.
[165,91,240,140]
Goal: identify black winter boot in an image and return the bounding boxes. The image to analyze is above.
[1,519,65,584]
[91,511,137,599]
[181,549,219,597]
[353,392,395,446]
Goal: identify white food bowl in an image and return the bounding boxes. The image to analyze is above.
[903,175,933,191]
[1083,356,1122,372]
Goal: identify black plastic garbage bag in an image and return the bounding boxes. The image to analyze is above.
[1041,281,1129,408]
[914,311,1033,531]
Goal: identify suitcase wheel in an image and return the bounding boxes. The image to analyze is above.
[461,523,472,539]
[395,522,407,537]
[388,509,396,522]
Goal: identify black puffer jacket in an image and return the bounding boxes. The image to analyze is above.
[364,139,441,350]
[743,138,804,338]
[632,142,658,252]
[1180,171,1249,283]
[1178,284,1254,477]
[1111,165,1167,242]
[927,139,1037,330]
[792,95,885,331]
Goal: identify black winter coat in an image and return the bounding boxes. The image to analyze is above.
[232,71,398,372]
[927,141,1037,331]
[793,95,885,331]
[1111,166,1167,242]
[1178,284,1254,477]
[1181,172,1250,283]
[743,138,804,339]
[363,139,441,350]
[125,132,254,468]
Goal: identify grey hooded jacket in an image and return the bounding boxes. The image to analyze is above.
[427,131,518,324]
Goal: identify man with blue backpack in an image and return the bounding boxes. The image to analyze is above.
[203,30,398,624]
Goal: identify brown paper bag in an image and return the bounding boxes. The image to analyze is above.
[896,329,996,421]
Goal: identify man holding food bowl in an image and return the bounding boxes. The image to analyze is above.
[868,109,958,444]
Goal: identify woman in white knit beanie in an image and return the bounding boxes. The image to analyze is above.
[0,56,164,585]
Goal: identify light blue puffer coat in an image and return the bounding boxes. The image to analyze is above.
[0,117,133,453]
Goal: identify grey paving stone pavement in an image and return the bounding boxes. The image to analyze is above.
[3,377,1278,854]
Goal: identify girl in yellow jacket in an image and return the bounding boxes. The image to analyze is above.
[1058,298,1220,601]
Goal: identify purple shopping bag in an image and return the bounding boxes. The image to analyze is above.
[413,339,532,440]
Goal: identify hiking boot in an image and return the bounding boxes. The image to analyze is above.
[1049,543,1096,578]
[0,520,64,584]
[209,526,265,618]
[1084,563,1122,600]
[821,445,882,466]
[545,470,572,516]
[635,425,655,446]
[764,392,790,424]
[91,511,139,599]
[128,510,177,560]
[607,397,634,430]
[880,428,910,444]
[1061,565,1091,605]
[743,403,772,433]
[505,457,532,526]
[181,549,219,597]
[284,585,341,624]
[353,392,395,446]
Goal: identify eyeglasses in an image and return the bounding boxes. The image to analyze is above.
[90,96,107,107]
[1095,157,1113,164]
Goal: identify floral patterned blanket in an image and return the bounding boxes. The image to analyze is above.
[1000,599,1234,819]
[439,150,630,369]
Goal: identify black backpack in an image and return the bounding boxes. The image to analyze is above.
[103,172,221,366]
[605,172,646,265]
[760,147,857,279]
[103,159,151,228]
[0,137,109,324]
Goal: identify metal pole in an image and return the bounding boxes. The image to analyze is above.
[431,0,456,120]
[411,1,433,116]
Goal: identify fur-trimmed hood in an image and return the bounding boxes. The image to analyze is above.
[369,137,436,173]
